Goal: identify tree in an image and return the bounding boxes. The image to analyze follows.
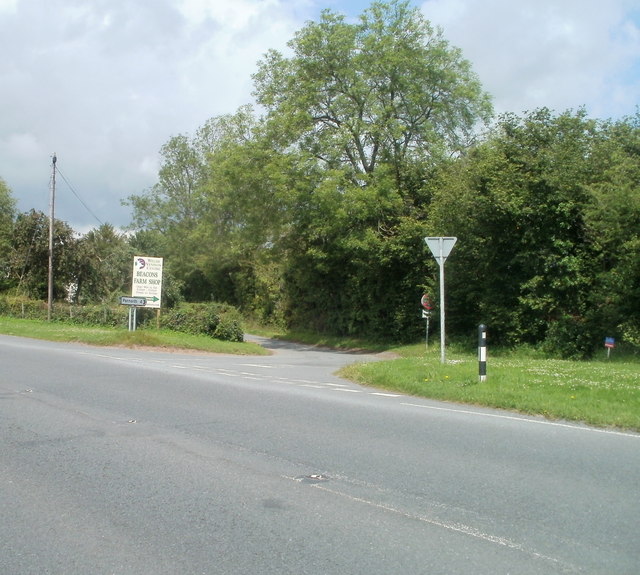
[584,113,640,344]
[8,210,77,300]
[427,109,601,354]
[249,0,492,339]
[253,0,492,185]
[0,177,17,290]
[73,224,133,304]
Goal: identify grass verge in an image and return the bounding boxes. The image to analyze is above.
[339,345,640,431]
[0,317,269,355]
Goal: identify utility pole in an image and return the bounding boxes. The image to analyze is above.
[47,153,56,321]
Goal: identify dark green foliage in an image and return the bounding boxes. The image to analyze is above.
[8,210,77,299]
[428,110,605,349]
[159,303,244,342]
[0,296,46,320]
[73,224,134,304]
[541,315,597,360]
[0,297,244,342]
[0,296,126,327]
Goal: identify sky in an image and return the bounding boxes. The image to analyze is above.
[1,0,638,233]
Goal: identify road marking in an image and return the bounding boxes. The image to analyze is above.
[307,482,572,570]
[371,392,402,397]
[334,388,362,393]
[401,402,640,438]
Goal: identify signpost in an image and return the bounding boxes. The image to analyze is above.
[421,293,432,350]
[605,337,615,359]
[132,256,163,309]
[424,237,457,363]
[119,296,147,331]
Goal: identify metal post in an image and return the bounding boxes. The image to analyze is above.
[478,324,487,382]
[439,250,446,363]
[424,237,457,365]
[425,313,430,350]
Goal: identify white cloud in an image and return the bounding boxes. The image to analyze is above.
[421,0,640,118]
[177,0,280,29]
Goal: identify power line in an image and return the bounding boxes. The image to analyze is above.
[55,166,104,227]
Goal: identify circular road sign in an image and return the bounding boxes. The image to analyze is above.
[421,294,433,310]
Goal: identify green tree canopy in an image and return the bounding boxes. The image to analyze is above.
[0,177,17,290]
[73,223,133,304]
[252,0,492,184]
[8,209,77,300]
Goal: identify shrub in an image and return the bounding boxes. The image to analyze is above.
[0,297,244,341]
[159,302,244,342]
[542,315,594,360]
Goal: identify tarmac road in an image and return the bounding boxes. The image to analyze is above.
[1,334,639,574]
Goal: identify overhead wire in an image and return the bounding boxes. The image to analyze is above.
[55,166,104,227]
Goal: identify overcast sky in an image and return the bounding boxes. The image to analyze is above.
[1,0,638,233]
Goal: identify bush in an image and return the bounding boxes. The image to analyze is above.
[542,315,594,360]
[159,302,244,342]
[0,296,244,341]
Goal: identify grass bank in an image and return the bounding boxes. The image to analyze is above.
[340,344,640,431]
[0,317,268,355]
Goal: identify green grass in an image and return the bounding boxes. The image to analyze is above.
[0,317,269,355]
[340,345,640,431]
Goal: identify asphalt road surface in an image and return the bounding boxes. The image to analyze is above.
[1,334,639,574]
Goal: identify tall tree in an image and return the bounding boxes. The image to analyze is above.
[73,223,133,304]
[250,0,492,339]
[584,113,640,343]
[427,109,601,354]
[253,0,492,184]
[8,210,77,300]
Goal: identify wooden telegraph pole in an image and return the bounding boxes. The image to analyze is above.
[47,153,56,321]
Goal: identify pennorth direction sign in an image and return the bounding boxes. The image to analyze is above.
[119,296,147,307]
[131,256,163,309]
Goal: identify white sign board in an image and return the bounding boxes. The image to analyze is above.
[132,256,163,308]
[425,237,457,265]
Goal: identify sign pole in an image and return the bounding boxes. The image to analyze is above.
[426,314,429,350]
[421,294,433,352]
[438,244,446,363]
[425,237,457,364]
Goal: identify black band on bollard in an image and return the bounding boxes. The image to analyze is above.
[478,324,487,382]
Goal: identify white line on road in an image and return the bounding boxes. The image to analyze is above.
[308,483,572,571]
[401,402,640,438]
